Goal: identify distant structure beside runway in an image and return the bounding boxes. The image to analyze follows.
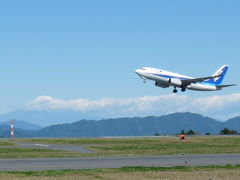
[10,120,15,138]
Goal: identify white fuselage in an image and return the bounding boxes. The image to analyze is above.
[135,67,218,91]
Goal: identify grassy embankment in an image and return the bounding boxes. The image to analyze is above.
[1,136,240,158]
[0,165,240,180]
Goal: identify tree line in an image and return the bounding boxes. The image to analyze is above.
[182,128,239,135]
[155,128,239,136]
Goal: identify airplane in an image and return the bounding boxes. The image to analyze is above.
[135,65,236,93]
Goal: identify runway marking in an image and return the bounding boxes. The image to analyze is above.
[34,144,49,147]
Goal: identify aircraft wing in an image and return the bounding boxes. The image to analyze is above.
[181,75,220,86]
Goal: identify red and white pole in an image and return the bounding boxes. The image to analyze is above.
[10,120,15,138]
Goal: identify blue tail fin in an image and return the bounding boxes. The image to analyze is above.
[205,65,229,85]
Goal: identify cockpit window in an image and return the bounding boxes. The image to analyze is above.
[140,68,146,70]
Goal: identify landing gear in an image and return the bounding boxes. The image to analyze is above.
[173,87,186,93]
[181,88,186,92]
[173,88,178,93]
[140,76,146,83]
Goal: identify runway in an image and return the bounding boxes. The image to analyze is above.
[0,154,239,171]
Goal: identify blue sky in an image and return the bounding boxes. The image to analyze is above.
[0,1,239,117]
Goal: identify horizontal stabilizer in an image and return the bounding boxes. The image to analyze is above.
[216,84,236,89]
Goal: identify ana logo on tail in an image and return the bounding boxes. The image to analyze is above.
[212,65,229,84]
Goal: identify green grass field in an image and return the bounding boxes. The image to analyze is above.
[0,137,240,179]
[0,141,16,146]
[0,165,239,180]
[0,136,240,158]
[0,148,82,158]
[19,136,240,156]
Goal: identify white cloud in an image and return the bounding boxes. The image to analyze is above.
[190,93,240,117]
[25,93,240,120]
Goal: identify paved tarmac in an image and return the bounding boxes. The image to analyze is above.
[0,154,239,171]
[16,142,96,153]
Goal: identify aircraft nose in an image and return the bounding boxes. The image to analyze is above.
[135,69,141,75]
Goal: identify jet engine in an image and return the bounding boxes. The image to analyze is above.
[155,81,169,88]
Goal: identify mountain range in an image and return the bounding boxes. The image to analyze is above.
[0,112,240,138]
[0,110,99,127]
[0,121,42,131]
